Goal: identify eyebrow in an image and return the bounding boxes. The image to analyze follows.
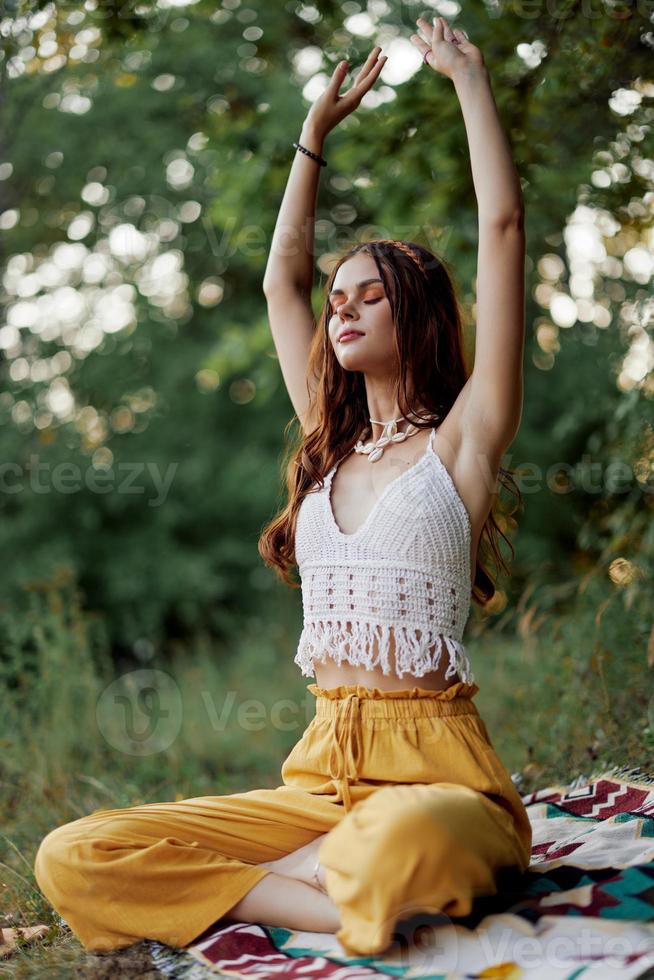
[328,278,383,298]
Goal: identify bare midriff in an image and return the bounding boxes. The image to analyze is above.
[311,626,462,692]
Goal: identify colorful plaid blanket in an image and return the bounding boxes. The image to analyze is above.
[147,766,654,979]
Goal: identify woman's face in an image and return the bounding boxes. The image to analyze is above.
[327,253,397,374]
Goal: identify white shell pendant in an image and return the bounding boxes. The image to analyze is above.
[354,419,423,462]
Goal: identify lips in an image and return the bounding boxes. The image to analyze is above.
[338,330,364,342]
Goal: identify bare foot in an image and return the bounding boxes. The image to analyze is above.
[261,834,329,892]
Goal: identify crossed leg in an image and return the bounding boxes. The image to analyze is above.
[223,834,340,934]
[34,786,342,952]
[34,780,525,958]
[315,781,528,957]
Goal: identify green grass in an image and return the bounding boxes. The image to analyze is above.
[1,568,650,976]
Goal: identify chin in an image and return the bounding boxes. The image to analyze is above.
[336,353,369,370]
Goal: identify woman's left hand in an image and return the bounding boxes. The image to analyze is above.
[410,16,485,81]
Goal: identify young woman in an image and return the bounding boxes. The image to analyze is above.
[34,19,531,959]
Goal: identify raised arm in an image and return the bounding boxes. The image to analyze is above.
[411,19,526,462]
[262,118,325,434]
[262,49,387,433]
[262,118,325,300]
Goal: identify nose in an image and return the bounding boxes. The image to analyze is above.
[337,305,357,322]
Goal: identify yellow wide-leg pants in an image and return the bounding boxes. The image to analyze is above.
[34,680,532,958]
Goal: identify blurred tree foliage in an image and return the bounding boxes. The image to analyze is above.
[0,0,652,680]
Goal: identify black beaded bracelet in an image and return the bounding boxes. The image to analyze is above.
[292,141,327,168]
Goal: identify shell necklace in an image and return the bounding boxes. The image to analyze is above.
[354,417,422,464]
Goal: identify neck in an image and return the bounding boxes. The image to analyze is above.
[366,406,430,438]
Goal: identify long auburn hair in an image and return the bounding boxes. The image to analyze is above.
[258,239,522,607]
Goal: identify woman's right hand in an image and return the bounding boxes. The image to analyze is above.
[303,47,388,139]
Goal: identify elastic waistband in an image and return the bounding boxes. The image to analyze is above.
[307,680,480,719]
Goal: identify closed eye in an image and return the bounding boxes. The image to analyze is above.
[333,298,382,311]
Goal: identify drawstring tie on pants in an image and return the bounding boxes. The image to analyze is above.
[326,692,362,812]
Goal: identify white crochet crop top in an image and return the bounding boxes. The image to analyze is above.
[293,426,475,684]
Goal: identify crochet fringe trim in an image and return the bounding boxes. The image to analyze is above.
[294,619,474,683]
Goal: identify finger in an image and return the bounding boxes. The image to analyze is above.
[453,27,473,48]
[345,52,387,101]
[411,34,434,67]
[352,46,383,86]
[415,16,435,44]
[440,16,455,42]
[431,17,445,43]
[360,52,387,87]
[409,33,431,65]
[326,59,350,94]
[362,51,387,79]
